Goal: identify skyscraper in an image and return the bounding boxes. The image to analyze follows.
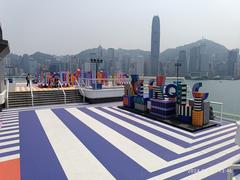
[150,16,160,76]
[227,49,239,78]
[189,43,209,78]
[178,50,187,77]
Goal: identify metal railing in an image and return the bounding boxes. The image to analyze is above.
[29,80,34,106]
[58,81,66,104]
[6,78,9,108]
[79,77,130,89]
[75,79,85,103]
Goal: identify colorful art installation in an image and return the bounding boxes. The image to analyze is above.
[38,69,81,88]
[134,80,148,112]
[122,76,138,108]
[191,82,210,126]
[149,75,177,119]
[122,75,211,127]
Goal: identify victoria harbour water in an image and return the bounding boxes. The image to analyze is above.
[186,80,240,116]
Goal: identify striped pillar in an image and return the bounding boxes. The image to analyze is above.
[181,84,187,105]
[153,86,164,100]
[137,83,144,97]
[193,97,203,111]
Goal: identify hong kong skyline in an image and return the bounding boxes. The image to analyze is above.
[0,0,240,55]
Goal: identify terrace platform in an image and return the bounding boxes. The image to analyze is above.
[0,102,240,179]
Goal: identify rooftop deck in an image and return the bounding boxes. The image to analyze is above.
[0,102,239,179]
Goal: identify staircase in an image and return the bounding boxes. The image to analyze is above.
[8,91,32,108]
[33,90,65,106]
[8,89,83,108]
[65,90,82,104]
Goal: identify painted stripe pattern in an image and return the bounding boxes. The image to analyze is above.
[18,106,240,179]
[0,110,19,163]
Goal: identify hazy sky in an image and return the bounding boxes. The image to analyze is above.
[0,0,240,55]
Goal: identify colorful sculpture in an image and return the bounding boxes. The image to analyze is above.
[192,83,210,126]
[122,76,211,128]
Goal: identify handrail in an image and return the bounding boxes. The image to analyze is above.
[29,80,34,106]
[58,81,66,104]
[75,79,85,103]
[6,78,9,108]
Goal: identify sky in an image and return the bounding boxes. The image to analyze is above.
[0,0,240,55]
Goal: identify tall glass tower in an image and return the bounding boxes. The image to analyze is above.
[150,16,160,76]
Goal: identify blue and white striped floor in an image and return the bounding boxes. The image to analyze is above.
[1,103,240,179]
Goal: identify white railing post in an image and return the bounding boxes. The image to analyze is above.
[75,79,85,103]
[30,80,34,106]
[6,78,9,108]
[58,81,66,104]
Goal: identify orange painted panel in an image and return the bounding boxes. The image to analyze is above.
[192,110,204,126]
[0,158,20,180]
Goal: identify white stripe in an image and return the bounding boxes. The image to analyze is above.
[185,132,236,152]
[0,115,18,119]
[0,112,18,116]
[105,107,237,143]
[90,107,186,154]
[1,123,19,127]
[112,107,235,137]
[182,154,240,180]
[0,154,20,163]
[67,108,165,172]
[0,139,19,147]
[0,129,19,136]
[91,108,237,153]
[0,126,19,131]
[0,146,19,154]
[1,120,19,125]
[0,117,18,121]
[36,109,114,180]
[0,134,19,141]
[104,107,194,143]
[160,139,235,169]
[150,146,240,180]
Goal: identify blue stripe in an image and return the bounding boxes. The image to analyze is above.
[19,111,67,180]
[99,107,190,147]
[0,143,19,150]
[81,107,178,160]
[53,108,149,179]
[149,143,237,178]
[169,148,240,180]
[0,132,19,138]
[0,124,19,128]
[1,121,19,125]
[0,150,19,157]
[0,137,19,143]
[0,127,19,133]
[111,107,234,139]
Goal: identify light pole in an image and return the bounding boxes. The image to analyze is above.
[175,62,181,83]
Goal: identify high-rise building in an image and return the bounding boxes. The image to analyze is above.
[107,48,115,74]
[178,50,187,77]
[189,46,201,75]
[150,16,160,76]
[227,49,239,78]
[189,43,209,78]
